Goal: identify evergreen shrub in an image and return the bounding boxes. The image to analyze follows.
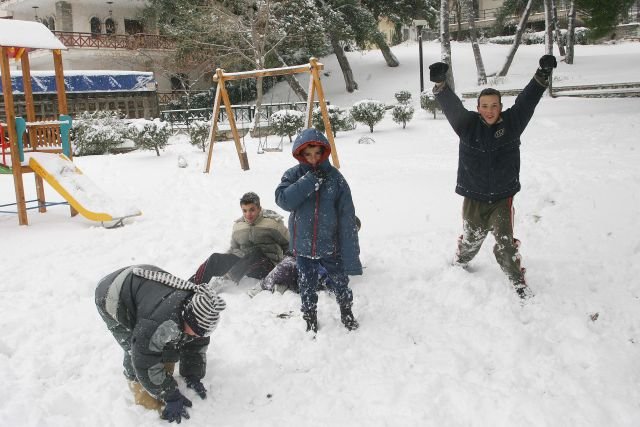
[128,119,171,156]
[420,91,440,119]
[312,105,355,137]
[189,120,210,152]
[72,111,128,156]
[392,104,415,129]
[350,100,386,133]
[270,109,305,143]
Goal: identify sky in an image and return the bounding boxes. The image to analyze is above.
[1,40,640,427]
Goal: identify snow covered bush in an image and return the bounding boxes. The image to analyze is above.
[270,109,305,142]
[312,105,355,137]
[71,111,128,156]
[489,28,590,45]
[350,100,386,133]
[128,119,171,156]
[392,104,415,129]
[188,120,211,152]
[420,91,440,119]
[394,90,412,104]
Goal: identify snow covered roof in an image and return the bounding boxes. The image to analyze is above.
[0,19,66,50]
[0,70,156,94]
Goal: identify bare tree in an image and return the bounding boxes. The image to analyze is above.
[463,0,487,84]
[551,0,566,56]
[440,0,455,91]
[370,30,400,67]
[496,0,535,77]
[543,0,554,54]
[565,0,577,64]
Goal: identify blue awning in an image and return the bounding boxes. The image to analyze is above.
[0,71,156,94]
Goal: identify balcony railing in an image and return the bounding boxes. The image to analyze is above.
[52,31,176,50]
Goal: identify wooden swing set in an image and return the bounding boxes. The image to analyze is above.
[204,57,340,173]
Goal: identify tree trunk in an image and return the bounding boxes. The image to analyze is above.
[551,0,566,56]
[497,0,534,77]
[275,52,307,100]
[252,75,264,134]
[440,0,455,91]
[566,0,577,64]
[371,31,400,67]
[455,1,462,41]
[544,0,554,55]
[464,0,487,85]
[543,0,554,95]
[329,33,358,93]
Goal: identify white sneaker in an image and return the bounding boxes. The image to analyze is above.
[247,283,264,298]
[274,283,289,294]
[208,276,227,293]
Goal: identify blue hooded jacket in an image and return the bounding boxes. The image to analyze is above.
[275,128,362,275]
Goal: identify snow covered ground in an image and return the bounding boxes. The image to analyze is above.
[1,41,640,426]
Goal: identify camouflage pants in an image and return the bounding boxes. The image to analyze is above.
[455,196,526,285]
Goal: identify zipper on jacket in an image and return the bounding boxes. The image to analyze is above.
[312,172,320,257]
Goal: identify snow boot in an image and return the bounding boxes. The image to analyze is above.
[514,282,534,300]
[340,305,359,331]
[128,381,163,411]
[302,310,318,333]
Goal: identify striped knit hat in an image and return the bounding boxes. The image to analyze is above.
[182,285,226,337]
[132,267,226,337]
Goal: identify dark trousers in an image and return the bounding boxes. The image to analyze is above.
[296,255,352,313]
[455,196,525,285]
[190,250,275,285]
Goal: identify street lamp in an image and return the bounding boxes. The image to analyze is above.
[32,6,39,21]
[413,20,428,93]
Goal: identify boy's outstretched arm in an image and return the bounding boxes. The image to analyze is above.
[429,62,475,136]
[509,55,557,133]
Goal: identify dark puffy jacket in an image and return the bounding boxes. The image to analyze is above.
[435,77,546,202]
[275,129,362,275]
[95,265,210,400]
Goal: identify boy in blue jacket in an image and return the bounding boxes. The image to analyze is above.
[429,55,557,300]
[275,128,362,332]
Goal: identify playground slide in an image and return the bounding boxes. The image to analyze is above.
[27,152,141,223]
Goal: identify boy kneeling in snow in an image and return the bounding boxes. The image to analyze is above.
[430,55,557,300]
[95,265,226,423]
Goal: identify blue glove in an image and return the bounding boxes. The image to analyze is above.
[185,376,207,400]
[161,390,192,424]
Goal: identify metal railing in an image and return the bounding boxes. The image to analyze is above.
[52,31,175,50]
[160,101,325,131]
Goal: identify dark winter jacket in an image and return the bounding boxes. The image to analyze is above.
[95,265,210,401]
[275,128,362,275]
[435,76,547,203]
[229,209,290,263]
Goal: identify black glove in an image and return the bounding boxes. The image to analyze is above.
[314,169,328,181]
[311,169,328,191]
[539,54,557,71]
[161,390,192,424]
[185,376,207,400]
[429,62,449,83]
[536,54,557,81]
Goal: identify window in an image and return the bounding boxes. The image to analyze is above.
[124,19,143,35]
[105,18,115,35]
[90,17,101,35]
